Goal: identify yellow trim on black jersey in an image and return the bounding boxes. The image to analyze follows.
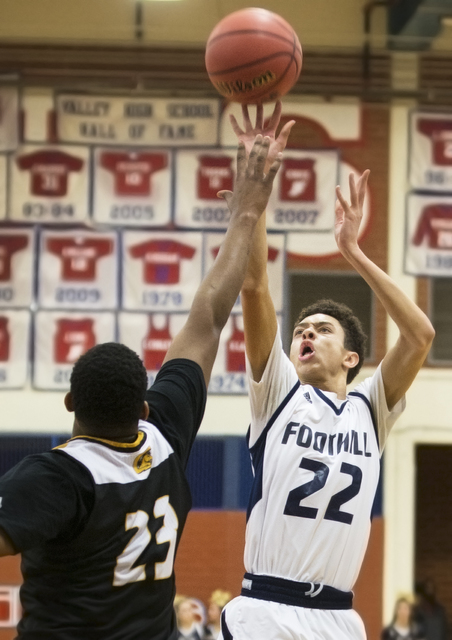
[54,431,147,453]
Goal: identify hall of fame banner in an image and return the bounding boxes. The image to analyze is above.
[405,193,452,277]
[38,229,119,310]
[9,144,90,223]
[203,231,286,313]
[0,228,35,308]
[33,310,116,390]
[56,95,220,147]
[118,312,187,387]
[121,230,202,312]
[409,111,452,192]
[92,147,172,226]
[0,155,6,220]
[0,310,31,389]
[0,86,19,151]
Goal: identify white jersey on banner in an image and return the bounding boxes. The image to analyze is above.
[9,145,90,223]
[0,228,35,308]
[405,193,452,277]
[174,149,236,229]
[0,155,7,220]
[121,230,202,312]
[33,310,116,390]
[203,232,285,313]
[38,229,119,309]
[410,111,452,191]
[56,95,220,147]
[92,148,172,226]
[0,87,19,152]
[0,310,31,389]
[118,312,187,387]
[243,327,404,590]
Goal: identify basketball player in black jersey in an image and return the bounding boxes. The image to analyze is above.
[0,135,282,640]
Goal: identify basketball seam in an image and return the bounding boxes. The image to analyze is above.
[207,51,301,77]
[206,29,299,50]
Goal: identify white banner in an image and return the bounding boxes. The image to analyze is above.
[405,193,452,276]
[0,310,31,389]
[118,312,187,387]
[56,95,220,147]
[38,229,119,309]
[33,310,116,390]
[0,155,6,220]
[121,230,202,312]
[9,145,90,223]
[92,147,172,226]
[0,228,35,308]
[203,231,285,313]
[174,149,234,229]
[0,86,19,151]
[410,111,452,191]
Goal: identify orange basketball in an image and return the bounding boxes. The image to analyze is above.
[205,7,302,105]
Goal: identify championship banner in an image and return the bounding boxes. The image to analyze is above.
[0,155,7,220]
[92,147,172,226]
[174,149,235,229]
[266,150,339,231]
[410,111,452,191]
[118,312,187,388]
[209,314,248,394]
[122,230,202,312]
[0,310,31,389]
[0,228,35,308]
[33,310,116,390]
[56,95,220,147]
[405,193,452,276]
[38,229,119,310]
[203,231,286,313]
[0,86,19,151]
[9,144,91,223]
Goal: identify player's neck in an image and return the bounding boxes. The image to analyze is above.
[72,420,139,442]
[299,372,348,399]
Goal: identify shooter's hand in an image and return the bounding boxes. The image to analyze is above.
[334,170,370,257]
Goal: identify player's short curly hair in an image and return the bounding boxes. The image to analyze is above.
[70,342,148,433]
[295,299,367,384]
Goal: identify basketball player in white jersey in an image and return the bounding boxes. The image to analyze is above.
[218,103,435,640]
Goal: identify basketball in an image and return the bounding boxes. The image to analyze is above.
[205,7,302,104]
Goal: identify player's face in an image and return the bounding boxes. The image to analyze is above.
[289,313,352,387]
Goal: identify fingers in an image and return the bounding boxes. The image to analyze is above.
[264,152,282,184]
[229,113,244,137]
[247,135,269,176]
[236,140,247,176]
[277,119,295,146]
[335,185,348,212]
[242,104,253,132]
[267,100,282,133]
[217,190,232,202]
[357,169,370,208]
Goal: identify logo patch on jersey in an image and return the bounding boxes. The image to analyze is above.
[133,447,152,474]
[303,392,312,404]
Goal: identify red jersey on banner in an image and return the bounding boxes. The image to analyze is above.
[197,156,233,199]
[279,158,316,201]
[417,119,452,166]
[0,317,10,361]
[54,318,96,364]
[16,150,84,197]
[412,205,452,249]
[226,317,245,372]
[0,235,29,281]
[47,237,114,281]
[142,315,173,371]
[129,239,196,285]
[100,152,168,197]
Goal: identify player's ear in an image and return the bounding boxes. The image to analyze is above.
[64,392,74,413]
[343,351,359,371]
[140,401,150,421]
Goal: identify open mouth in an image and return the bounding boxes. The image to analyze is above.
[300,345,315,361]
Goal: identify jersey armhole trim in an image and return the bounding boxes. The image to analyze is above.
[348,391,379,448]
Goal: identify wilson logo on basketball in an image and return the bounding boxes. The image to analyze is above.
[133,447,152,474]
[214,71,276,97]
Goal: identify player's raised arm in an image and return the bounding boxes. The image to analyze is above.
[231,102,294,382]
[162,135,281,386]
[335,171,435,409]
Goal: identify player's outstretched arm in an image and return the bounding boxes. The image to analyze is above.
[231,102,294,382]
[163,135,281,386]
[335,171,435,409]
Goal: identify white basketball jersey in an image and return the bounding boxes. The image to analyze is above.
[244,328,405,592]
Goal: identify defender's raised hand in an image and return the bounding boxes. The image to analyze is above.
[334,169,370,257]
[218,134,282,221]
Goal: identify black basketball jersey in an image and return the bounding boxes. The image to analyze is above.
[0,358,206,640]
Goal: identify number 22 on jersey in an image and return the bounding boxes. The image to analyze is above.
[113,495,178,586]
